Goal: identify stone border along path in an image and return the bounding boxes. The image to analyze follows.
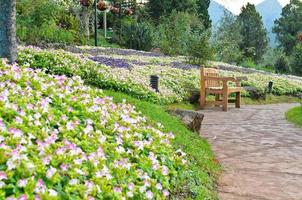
[200,103,302,200]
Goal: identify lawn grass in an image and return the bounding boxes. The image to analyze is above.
[165,95,301,111]
[286,105,302,127]
[242,95,301,105]
[104,90,220,200]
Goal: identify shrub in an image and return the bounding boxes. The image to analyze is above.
[121,21,154,51]
[0,59,185,199]
[154,11,202,55]
[16,0,81,44]
[274,54,290,74]
[186,29,214,65]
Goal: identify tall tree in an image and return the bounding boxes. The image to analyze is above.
[213,11,243,64]
[147,0,196,22]
[196,0,211,29]
[0,0,17,63]
[273,0,302,55]
[238,3,268,63]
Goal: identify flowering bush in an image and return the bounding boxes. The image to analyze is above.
[0,60,186,199]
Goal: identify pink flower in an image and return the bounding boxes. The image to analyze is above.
[8,127,23,137]
[162,166,169,176]
[163,189,170,197]
[66,121,75,131]
[34,195,41,200]
[0,171,7,180]
[17,195,27,200]
[35,179,46,193]
[17,179,28,187]
[114,187,122,193]
[60,164,68,171]
[128,182,134,190]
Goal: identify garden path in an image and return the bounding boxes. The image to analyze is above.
[200,103,302,200]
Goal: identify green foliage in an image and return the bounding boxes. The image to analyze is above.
[238,3,268,63]
[286,105,302,127]
[213,11,243,64]
[274,54,291,73]
[16,0,81,44]
[146,0,196,22]
[240,57,257,68]
[273,0,302,55]
[186,29,214,65]
[155,11,209,56]
[121,21,154,51]
[195,0,211,29]
[290,44,302,76]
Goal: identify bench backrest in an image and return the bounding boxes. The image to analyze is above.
[201,67,222,88]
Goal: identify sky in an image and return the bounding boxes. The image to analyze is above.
[214,0,290,15]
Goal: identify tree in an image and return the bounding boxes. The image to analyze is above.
[213,11,243,64]
[273,0,302,55]
[195,0,211,29]
[147,0,196,22]
[0,0,17,63]
[290,43,302,76]
[238,3,268,63]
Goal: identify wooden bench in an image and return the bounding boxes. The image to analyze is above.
[200,67,246,111]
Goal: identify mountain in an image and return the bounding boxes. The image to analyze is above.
[256,0,283,46]
[209,0,233,25]
[209,0,283,46]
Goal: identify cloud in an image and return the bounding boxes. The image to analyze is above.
[214,0,290,15]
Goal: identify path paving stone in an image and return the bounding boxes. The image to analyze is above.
[200,104,302,200]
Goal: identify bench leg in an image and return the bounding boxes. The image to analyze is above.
[235,92,240,108]
[200,91,206,109]
[215,94,220,107]
[222,94,228,112]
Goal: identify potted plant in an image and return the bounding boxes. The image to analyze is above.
[298,32,302,42]
[80,0,91,6]
[124,7,133,15]
[97,0,108,11]
[111,6,120,14]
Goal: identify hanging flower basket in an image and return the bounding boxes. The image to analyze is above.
[124,7,133,15]
[97,1,108,11]
[111,6,120,14]
[80,0,91,6]
[298,33,302,42]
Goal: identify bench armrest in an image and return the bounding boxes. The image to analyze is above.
[235,76,248,81]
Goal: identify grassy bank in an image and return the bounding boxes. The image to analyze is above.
[104,90,220,199]
[286,105,302,127]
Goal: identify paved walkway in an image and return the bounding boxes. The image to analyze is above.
[200,104,302,200]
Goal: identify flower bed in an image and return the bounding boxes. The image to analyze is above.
[18,46,302,106]
[0,59,186,199]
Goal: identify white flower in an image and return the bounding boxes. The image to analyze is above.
[70,179,78,185]
[0,181,5,188]
[156,183,162,190]
[18,179,28,187]
[127,191,133,197]
[49,189,58,196]
[145,191,154,199]
[46,167,57,179]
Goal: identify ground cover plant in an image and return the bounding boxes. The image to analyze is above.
[0,59,189,199]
